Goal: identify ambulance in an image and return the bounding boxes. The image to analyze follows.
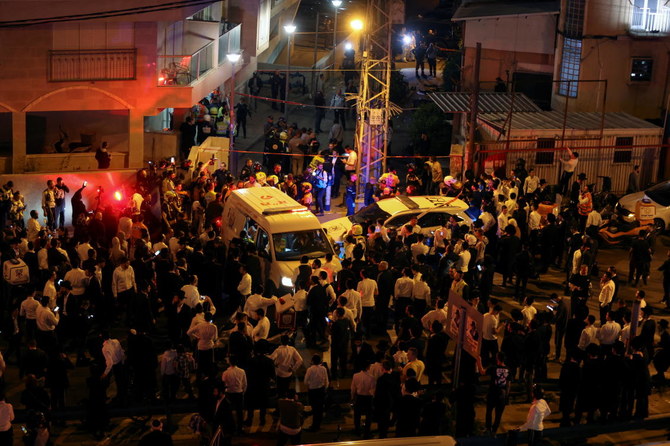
[222,187,334,292]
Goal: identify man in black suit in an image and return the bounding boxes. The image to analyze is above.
[374,359,400,438]
[376,261,394,334]
[138,419,173,446]
[351,333,374,373]
[210,383,236,446]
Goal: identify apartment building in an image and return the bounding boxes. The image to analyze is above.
[0,0,299,173]
[453,1,559,109]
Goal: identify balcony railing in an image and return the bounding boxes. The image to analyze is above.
[157,24,241,87]
[218,24,241,63]
[631,7,670,34]
[48,49,136,82]
[157,40,214,87]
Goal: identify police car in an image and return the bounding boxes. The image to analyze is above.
[323,195,474,243]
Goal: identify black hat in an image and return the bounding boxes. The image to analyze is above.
[578,173,587,180]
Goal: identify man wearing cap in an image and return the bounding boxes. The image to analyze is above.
[559,148,579,195]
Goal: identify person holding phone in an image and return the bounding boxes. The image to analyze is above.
[35,295,59,352]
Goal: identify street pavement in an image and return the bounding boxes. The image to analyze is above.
[7,65,670,445]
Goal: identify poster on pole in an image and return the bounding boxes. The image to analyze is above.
[370,109,384,125]
[446,290,483,359]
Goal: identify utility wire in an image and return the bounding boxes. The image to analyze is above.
[0,0,214,28]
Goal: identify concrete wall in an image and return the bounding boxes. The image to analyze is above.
[463,15,557,55]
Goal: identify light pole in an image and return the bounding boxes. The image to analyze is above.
[226,52,241,172]
[332,0,342,50]
[283,24,296,119]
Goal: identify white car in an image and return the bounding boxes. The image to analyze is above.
[617,180,670,231]
[323,195,474,243]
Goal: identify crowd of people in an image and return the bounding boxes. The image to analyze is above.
[0,106,667,446]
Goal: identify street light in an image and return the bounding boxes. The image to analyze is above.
[350,19,364,31]
[227,52,241,171]
[284,24,296,119]
[332,0,342,50]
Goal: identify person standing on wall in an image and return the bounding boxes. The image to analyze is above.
[54,177,70,230]
[558,148,579,196]
[41,180,56,231]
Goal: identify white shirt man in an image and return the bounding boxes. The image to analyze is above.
[497,208,509,237]
[244,294,277,315]
[102,338,125,377]
[304,362,329,390]
[237,272,252,297]
[482,310,499,341]
[64,266,87,296]
[112,263,136,298]
[76,241,93,263]
[457,246,471,273]
[528,209,542,231]
[412,279,431,307]
[222,364,247,394]
[293,288,308,312]
[42,279,57,309]
[344,149,358,173]
[560,147,579,173]
[37,247,49,271]
[479,211,495,232]
[187,319,218,351]
[181,283,201,309]
[578,321,598,350]
[36,304,58,331]
[524,174,540,195]
[269,344,303,378]
[252,314,271,342]
[421,304,448,331]
[586,209,602,228]
[598,277,615,309]
[351,366,376,399]
[410,240,429,262]
[357,276,378,308]
[340,288,362,320]
[27,216,41,244]
[597,318,621,346]
[20,294,40,322]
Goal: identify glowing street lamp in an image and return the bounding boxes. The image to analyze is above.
[350,19,364,31]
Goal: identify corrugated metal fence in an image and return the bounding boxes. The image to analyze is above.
[477,137,662,193]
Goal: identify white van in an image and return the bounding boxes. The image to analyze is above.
[222,187,334,292]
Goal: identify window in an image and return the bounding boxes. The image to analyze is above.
[272,230,333,261]
[418,212,446,229]
[385,212,421,229]
[535,152,555,165]
[257,229,270,259]
[630,0,670,34]
[188,5,216,21]
[613,150,633,163]
[535,138,555,165]
[564,0,586,38]
[558,38,582,97]
[631,58,653,81]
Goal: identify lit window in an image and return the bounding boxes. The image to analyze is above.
[630,58,653,81]
[558,38,582,97]
[630,0,670,33]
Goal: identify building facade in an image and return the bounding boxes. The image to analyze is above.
[0,0,299,173]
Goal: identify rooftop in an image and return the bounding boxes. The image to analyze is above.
[453,0,559,21]
[428,91,542,114]
[478,111,661,131]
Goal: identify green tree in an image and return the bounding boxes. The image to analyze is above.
[411,102,452,155]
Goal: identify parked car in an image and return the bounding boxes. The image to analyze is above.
[322,195,474,243]
[616,180,670,232]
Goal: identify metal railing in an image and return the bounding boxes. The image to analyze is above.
[631,7,670,34]
[157,40,214,87]
[48,49,136,82]
[217,24,241,63]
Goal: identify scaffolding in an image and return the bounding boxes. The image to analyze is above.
[355,0,392,196]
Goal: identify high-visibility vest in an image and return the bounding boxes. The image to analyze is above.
[578,192,592,216]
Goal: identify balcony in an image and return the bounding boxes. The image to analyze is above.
[157,24,241,87]
[48,49,136,82]
[630,6,670,35]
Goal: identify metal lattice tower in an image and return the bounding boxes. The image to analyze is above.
[355,0,392,196]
